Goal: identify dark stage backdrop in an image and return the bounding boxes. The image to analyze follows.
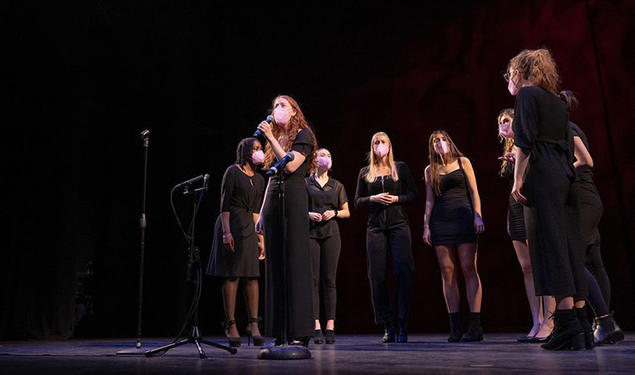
[4,0,634,339]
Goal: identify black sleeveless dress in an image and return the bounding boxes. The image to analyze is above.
[429,161,476,246]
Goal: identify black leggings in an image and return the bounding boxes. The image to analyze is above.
[310,235,341,321]
[366,225,414,327]
[585,238,611,307]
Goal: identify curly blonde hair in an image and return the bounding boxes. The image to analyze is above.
[508,49,560,93]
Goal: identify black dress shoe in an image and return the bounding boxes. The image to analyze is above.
[324,330,335,344]
[382,328,395,343]
[397,329,408,343]
[527,334,550,343]
[517,335,532,343]
[313,329,324,344]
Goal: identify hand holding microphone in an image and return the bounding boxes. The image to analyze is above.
[254,115,274,139]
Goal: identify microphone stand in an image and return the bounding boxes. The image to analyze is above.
[258,168,311,360]
[117,130,150,355]
[145,182,237,358]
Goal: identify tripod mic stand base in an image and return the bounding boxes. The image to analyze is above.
[257,345,311,360]
[116,347,146,356]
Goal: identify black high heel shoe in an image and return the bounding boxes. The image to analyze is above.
[382,328,395,343]
[593,312,624,345]
[575,307,594,349]
[222,319,242,348]
[245,317,265,346]
[460,313,483,342]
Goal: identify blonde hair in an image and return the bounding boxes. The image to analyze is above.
[508,48,560,93]
[427,130,462,196]
[497,108,515,177]
[364,132,399,183]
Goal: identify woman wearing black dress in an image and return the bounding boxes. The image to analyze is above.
[355,132,418,343]
[207,137,266,347]
[505,49,587,350]
[559,91,623,345]
[497,109,555,342]
[255,95,317,346]
[423,130,485,342]
[306,148,350,344]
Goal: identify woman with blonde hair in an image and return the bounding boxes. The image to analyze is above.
[354,132,418,343]
[505,48,588,350]
[423,130,485,342]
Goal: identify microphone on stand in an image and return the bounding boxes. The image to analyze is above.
[177,174,210,194]
[254,115,274,137]
[266,152,295,176]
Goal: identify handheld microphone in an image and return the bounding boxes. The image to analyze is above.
[140,129,150,147]
[253,115,274,137]
[266,152,295,176]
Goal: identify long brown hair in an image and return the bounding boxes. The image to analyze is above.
[497,108,515,176]
[508,48,560,93]
[263,95,317,173]
[427,130,463,196]
[364,132,399,183]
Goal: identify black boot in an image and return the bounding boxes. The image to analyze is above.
[313,329,324,344]
[541,309,585,351]
[382,321,395,343]
[448,313,462,342]
[397,320,408,343]
[593,312,624,345]
[575,307,594,349]
[460,312,483,342]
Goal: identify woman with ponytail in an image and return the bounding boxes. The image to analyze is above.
[423,130,485,342]
[306,148,350,344]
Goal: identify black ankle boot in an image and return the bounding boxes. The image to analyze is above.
[541,309,585,351]
[313,329,324,344]
[448,313,462,342]
[593,312,624,345]
[460,312,483,342]
[575,307,594,349]
[382,322,395,343]
[397,320,408,343]
[324,329,335,344]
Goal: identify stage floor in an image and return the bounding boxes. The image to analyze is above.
[1,333,633,374]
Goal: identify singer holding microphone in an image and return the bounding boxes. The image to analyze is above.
[255,95,317,346]
[207,137,266,347]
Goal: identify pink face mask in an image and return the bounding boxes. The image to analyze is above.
[251,150,265,165]
[507,72,519,96]
[273,107,292,126]
[434,140,450,155]
[499,122,514,139]
[373,143,389,158]
[317,156,332,170]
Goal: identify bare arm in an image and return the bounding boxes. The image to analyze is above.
[461,157,485,233]
[423,166,434,245]
[220,211,234,251]
[573,136,593,169]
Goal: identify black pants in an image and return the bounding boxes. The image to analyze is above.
[366,224,414,328]
[310,235,341,321]
[585,238,611,307]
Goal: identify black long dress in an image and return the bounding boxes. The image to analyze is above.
[502,162,527,241]
[207,165,265,277]
[513,86,586,298]
[262,128,315,340]
[429,158,477,246]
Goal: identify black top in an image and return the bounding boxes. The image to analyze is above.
[354,161,418,229]
[569,121,594,185]
[270,128,314,185]
[220,164,265,237]
[306,175,349,238]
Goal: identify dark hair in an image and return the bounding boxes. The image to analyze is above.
[559,90,579,112]
[427,130,463,196]
[236,137,258,166]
